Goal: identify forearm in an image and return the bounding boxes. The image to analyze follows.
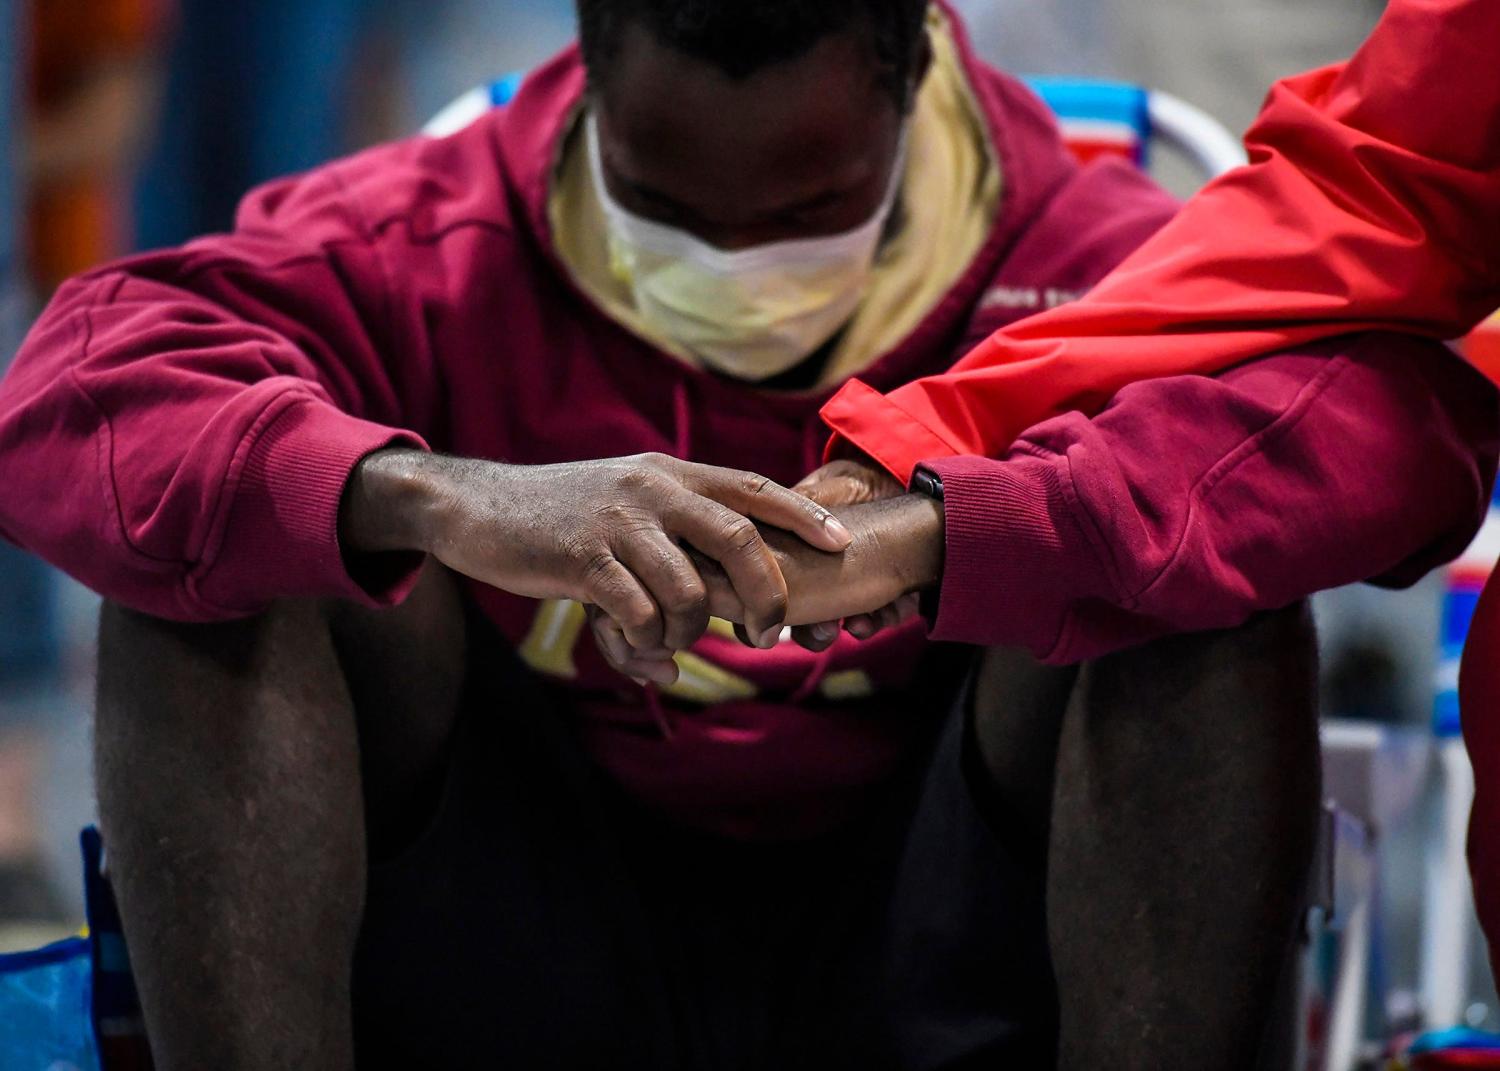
[924,336,1499,662]
[0,192,430,621]
[824,0,1500,482]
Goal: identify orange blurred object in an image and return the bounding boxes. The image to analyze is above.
[30,0,170,103]
[25,0,173,290]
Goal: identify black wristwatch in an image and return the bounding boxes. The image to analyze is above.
[908,468,945,622]
[910,469,945,502]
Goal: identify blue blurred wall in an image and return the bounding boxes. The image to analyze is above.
[0,0,60,698]
[133,0,576,248]
[134,0,370,247]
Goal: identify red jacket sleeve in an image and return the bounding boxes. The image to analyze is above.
[0,165,434,621]
[824,0,1500,483]
[920,334,1499,662]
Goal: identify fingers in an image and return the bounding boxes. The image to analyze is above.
[685,465,853,553]
[791,459,905,511]
[733,621,789,650]
[793,593,920,651]
[791,461,875,510]
[690,552,746,622]
[791,465,851,508]
[791,621,842,652]
[793,475,867,510]
[589,608,679,686]
[893,592,922,624]
[580,553,664,651]
[843,613,880,640]
[846,593,922,640]
[668,496,790,647]
[613,530,711,651]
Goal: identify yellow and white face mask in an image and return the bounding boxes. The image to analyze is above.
[588,115,906,382]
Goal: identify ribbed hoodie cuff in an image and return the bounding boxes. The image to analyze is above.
[195,398,430,613]
[921,454,1097,658]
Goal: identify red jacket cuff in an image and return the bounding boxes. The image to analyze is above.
[194,398,430,613]
[821,379,964,485]
[921,454,1107,661]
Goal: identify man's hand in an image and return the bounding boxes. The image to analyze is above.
[788,458,918,651]
[590,493,944,684]
[340,449,853,655]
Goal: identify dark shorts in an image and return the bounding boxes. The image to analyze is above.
[351,649,1057,1070]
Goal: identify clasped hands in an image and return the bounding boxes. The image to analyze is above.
[342,450,945,686]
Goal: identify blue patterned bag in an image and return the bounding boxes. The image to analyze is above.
[0,934,99,1070]
[0,830,151,1071]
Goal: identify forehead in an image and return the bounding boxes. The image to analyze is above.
[592,25,897,205]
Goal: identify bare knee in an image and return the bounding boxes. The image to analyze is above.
[95,597,346,801]
[98,597,328,708]
[1059,602,1323,863]
[97,565,468,854]
[1080,603,1320,777]
[1092,602,1317,713]
[95,596,350,824]
[97,564,465,740]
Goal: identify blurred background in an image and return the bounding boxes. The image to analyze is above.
[1,0,1492,1064]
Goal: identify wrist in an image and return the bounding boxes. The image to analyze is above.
[842,493,944,595]
[340,448,444,556]
[895,493,946,592]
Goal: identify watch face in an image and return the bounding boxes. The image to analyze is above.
[912,471,944,501]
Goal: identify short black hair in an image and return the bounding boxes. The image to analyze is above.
[577,0,930,109]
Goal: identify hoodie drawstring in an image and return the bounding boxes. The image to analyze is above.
[789,640,841,704]
[643,684,676,741]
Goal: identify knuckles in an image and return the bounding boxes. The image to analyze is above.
[661,579,709,617]
[757,587,790,620]
[612,465,663,496]
[721,517,764,555]
[579,550,620,584]
[617,601,658,632]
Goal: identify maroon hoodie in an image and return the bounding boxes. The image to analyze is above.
[0,15,1494,838]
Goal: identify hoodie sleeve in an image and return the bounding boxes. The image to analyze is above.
[0,163,436,622]
[824,0,1500,483]
[920,334,1500,663]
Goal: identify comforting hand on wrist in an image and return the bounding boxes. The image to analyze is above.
[590,491,945,684]
[340,449,853,658]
